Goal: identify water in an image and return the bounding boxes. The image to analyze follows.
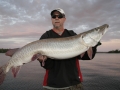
[0,53,120,90]
[81,53,120,90]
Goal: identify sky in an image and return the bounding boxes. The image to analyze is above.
[0,0,120,52]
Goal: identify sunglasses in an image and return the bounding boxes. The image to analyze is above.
[51,14,64,19]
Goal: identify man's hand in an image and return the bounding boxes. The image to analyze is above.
[37,55,47,66]
[5,48,19,57]
[37,55,47,62]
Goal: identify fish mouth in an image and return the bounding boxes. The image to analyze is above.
[105,24,109,28]
[101,24,109,35]
[95,24,109,35]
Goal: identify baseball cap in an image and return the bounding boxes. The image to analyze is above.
[51,8,65,16]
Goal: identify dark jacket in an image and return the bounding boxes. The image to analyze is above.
[39,29,97,88]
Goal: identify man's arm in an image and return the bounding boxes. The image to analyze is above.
[80,47,96,60]
[79,42,101,60]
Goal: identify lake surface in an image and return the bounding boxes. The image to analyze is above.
[0,53,120,90]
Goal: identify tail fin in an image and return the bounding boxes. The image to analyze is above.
[0,65,7,85]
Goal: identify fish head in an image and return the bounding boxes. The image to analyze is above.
[82,24,109,47]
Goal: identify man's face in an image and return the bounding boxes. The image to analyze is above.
[51,11,66,29]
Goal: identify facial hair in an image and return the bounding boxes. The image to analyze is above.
[53,23,63,29]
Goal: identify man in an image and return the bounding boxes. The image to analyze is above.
[6,8,99,90]
[37,8,98,90]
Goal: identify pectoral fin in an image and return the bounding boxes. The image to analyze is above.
[80,52,85,58]
[87,47,93,59]
[31,53,41,61]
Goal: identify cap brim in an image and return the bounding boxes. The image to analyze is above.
[51,10,58,16]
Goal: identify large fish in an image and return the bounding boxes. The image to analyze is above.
[0,24,109,85]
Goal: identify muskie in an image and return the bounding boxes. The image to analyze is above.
[0,24,109,85]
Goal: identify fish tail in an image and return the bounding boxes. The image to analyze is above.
[0,64,7,85]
